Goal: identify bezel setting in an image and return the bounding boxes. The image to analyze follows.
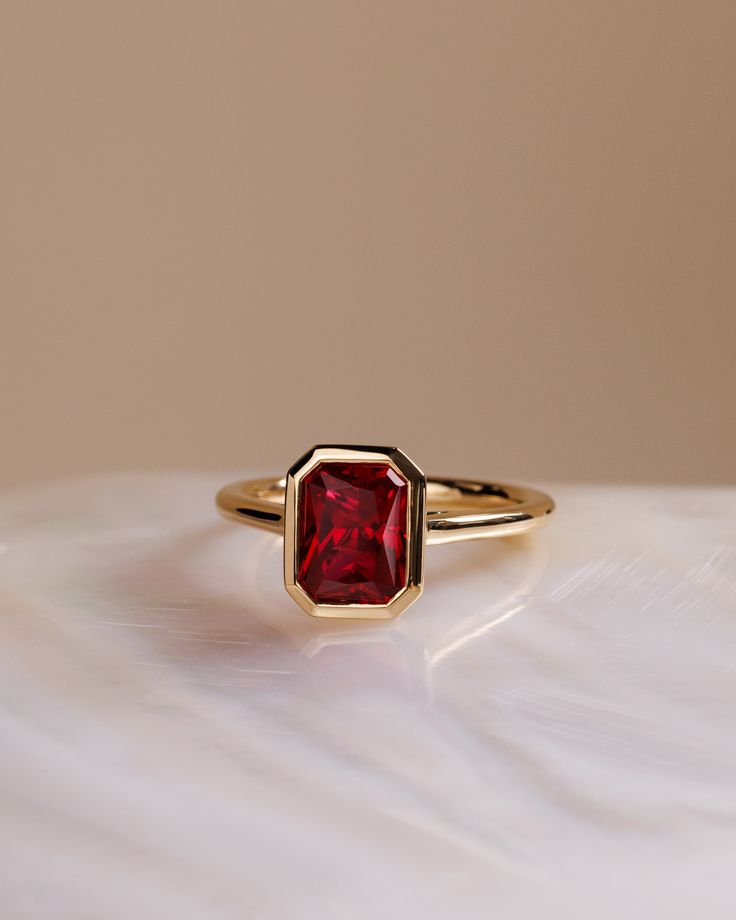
[284,445,426,619]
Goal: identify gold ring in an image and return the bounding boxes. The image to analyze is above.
[216,444,555,620]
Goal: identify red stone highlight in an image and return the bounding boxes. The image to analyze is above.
[297,462,409,605]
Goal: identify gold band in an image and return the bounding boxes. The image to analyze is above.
[216,476,555,546]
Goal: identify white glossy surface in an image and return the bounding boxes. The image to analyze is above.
[1,475,735,919]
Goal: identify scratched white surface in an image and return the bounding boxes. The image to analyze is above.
[1,475,735,919]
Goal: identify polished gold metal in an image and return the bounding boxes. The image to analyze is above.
[216,473,554,544]
[216,444,555,620]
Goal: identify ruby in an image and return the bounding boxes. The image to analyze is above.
[297,462,409,605]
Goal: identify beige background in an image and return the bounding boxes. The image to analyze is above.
[1,1,734,488]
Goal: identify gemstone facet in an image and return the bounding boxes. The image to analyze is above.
[296,462,409,605]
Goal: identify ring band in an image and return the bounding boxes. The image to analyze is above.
[216,444,554,619]
[217,476,553,544]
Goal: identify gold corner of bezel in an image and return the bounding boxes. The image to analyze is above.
[283,444,426,619]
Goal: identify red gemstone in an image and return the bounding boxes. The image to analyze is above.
[297,462,409,605]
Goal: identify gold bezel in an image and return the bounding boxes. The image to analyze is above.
[284,445,426,619]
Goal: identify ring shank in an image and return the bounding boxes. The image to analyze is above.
[216,476,554,545]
